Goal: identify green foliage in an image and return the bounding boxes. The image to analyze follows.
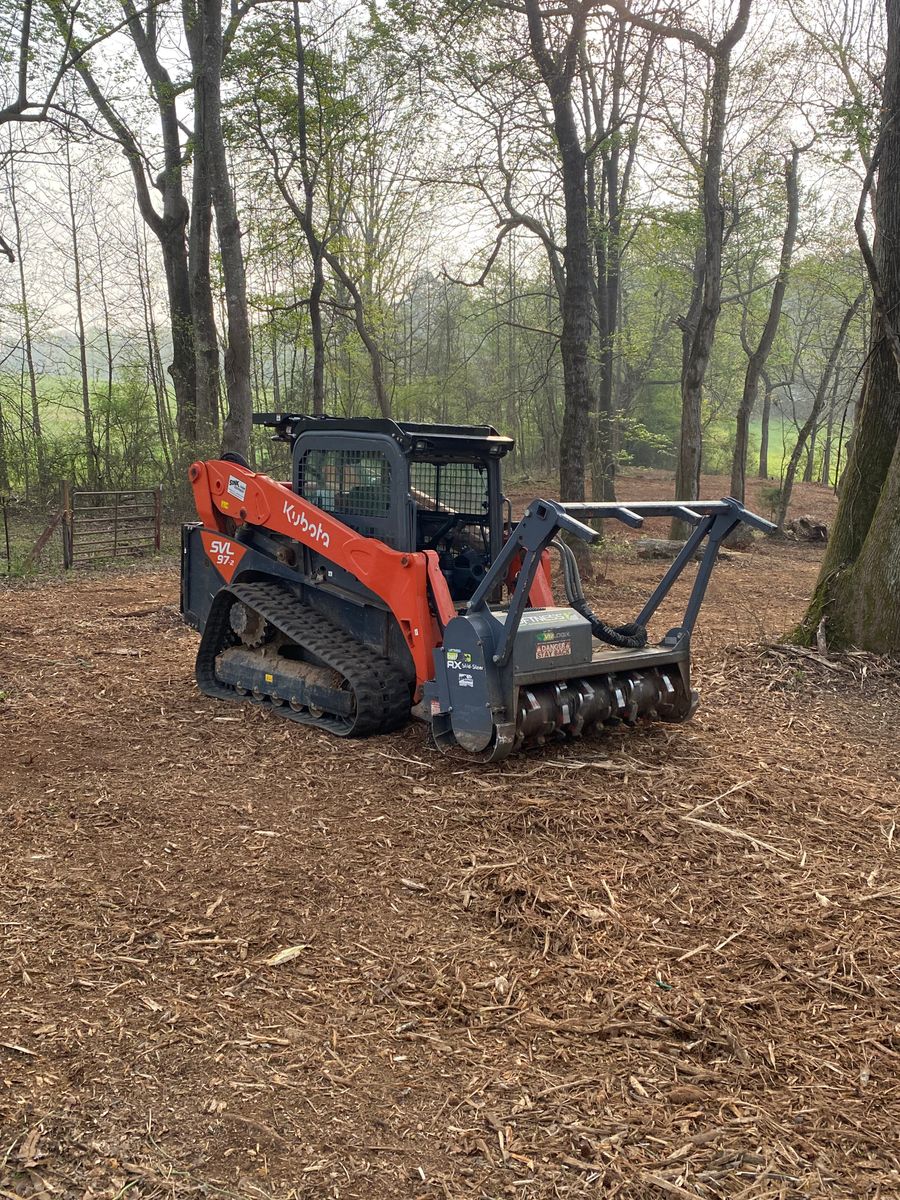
[758,483,784,518]
[0,364,169,498]
[0,0,876,513]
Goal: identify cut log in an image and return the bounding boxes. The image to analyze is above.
[635,538,738,562]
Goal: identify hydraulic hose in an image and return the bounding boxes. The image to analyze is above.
[551,538,648,650]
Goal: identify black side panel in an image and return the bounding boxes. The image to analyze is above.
[181,523,220,631]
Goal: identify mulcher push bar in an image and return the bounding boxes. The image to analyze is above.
[467,497,775,667]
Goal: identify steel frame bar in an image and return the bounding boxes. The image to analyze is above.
[467,496,774,662]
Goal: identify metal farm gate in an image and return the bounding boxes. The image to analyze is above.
[62,484,162,568]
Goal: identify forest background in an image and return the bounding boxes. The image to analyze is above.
[0,0,881,532]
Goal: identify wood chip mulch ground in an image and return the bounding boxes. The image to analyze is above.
[1,517,898,1198]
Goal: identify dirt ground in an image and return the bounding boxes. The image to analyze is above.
[1,475,899,1199]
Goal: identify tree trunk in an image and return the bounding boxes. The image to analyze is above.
[524,0,594,502]
[583,20,652,503]
[51,0,199,443]
[758,372,772,477]
[777,292,864,529]
[801,0,900,645]
[822,428,900,650]
[589,141,618,502]
[121,0,200,444]
[802,424,817,482]
[730,149,800,503]
[64,136,99,488]
[820,371,840,485]
[672,51,734,536]
[190,0,253,458]
[7,156,46,498]
[584,84,612,504]
[269,313,281,409]
[325,248,391,417]
[189,151,221,444]
[135,218,176,485]
[309,268,326,415]
[0,393,10,494]
[89,195,115,480]
[292,1,326,415]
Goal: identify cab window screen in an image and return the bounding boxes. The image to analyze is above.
[300,449,391,518]
[410,461,488,515]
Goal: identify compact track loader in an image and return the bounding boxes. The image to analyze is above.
[181,414,773,760]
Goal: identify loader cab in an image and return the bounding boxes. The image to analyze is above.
[407,449,505,602]
[258,414,513,606]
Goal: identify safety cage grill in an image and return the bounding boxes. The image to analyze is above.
[299,448,392,518]
[410,461,489,517]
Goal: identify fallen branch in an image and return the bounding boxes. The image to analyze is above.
[680,815,794,860]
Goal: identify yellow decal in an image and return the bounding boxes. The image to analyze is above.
[265,673,274,682]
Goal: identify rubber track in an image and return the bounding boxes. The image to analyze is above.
[195,580,411,737]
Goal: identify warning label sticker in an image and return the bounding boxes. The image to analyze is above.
[535,639,571,659]
[227,474,247,501]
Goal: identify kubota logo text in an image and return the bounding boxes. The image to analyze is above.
[282,500,331,547]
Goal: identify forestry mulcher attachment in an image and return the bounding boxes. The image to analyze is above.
[181,414,773,760]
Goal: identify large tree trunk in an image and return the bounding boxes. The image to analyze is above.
[51,0,200,444]
[121,0,199,444]
[190,0,253,458]
[525,0,594,502]
[800,0,900,649]
[730,149,800,503]
[292,2,326,415]
[824,429,900,649]
[672,51,732,537]
[189,163,221,443]
[822,308,900,570]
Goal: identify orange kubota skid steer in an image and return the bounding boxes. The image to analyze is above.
[181,413,773,760]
